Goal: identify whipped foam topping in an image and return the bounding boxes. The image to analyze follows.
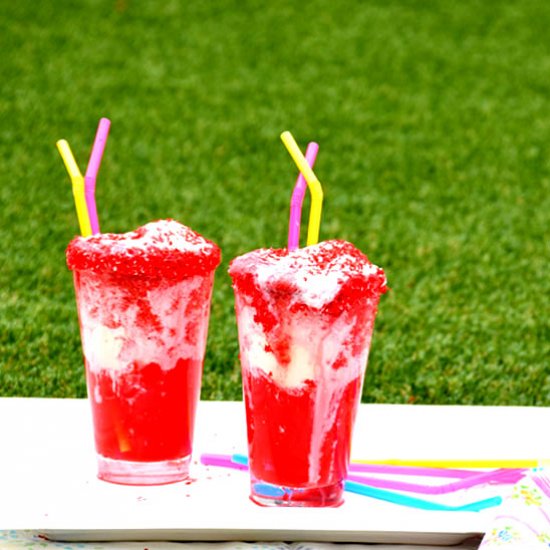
[229,240,386,309]
[78,274,212,376]
[67,219,221,278]
[236,304,369,388]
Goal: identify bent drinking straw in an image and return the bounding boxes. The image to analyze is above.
[202,454,503,511]
[344,481,502,512]
[280,131,323,246]
[223,454,523,493]
[346,468,525,495]
[229,453,480,477]
[85,117,111,234]
[200,454,249,471]
[56,139,92,237]
[288,142,319,251]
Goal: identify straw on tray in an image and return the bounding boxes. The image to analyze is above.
[207,453,524,491]
[200,453,505,512]
[354,458,549,469]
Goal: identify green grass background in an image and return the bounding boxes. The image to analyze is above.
[0,0,548,404]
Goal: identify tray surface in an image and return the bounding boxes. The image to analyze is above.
[1,398,549,544]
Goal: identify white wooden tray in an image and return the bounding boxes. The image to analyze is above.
[1,398,548,544]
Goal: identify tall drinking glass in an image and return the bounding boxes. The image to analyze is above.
[66,219,221,485]
[229,240,387,506]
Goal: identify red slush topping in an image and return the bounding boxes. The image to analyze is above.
[229,239,387,335]
[244,368,362,487]
[67,219,221,279]
[88,357,202,462]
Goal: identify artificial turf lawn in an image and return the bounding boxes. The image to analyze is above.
[0,0,548,405]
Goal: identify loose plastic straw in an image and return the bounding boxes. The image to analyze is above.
[200,454,504,512]
[231,453,478,478]
[230,454,523,492]
[85,117,111,234]
[200,453,249,471]
[347,468,525,495]
[354,458,548,469]
[348,463,483,478]
[280,131,323,246]
[56,139,92,237]
[344,481,502,512]
[288,142,319,251]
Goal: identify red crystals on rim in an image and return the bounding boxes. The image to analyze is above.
[66,219,221,279]
[228,240,387,331]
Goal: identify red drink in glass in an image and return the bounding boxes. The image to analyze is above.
[229,240,387,506]
[66,220,221,485]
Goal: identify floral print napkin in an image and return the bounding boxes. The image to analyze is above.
[480,468,550,548]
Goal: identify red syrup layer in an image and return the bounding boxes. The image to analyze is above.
[87,357,202,462]
[73,268,213,462]
[243,368,363,488]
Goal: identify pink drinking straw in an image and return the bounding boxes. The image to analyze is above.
[200,453,249,471]
[85,117,111,234]
[346,468,526,495]
[200,454,525,495]
[287,141,319,250]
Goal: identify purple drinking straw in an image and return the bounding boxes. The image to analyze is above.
[287,141,319,251]
[200,453,249,471]
[200,454,523,498]
[85,117,111,234]
[348,463,483,478]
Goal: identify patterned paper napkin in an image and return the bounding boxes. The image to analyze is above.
[480,468,550,548]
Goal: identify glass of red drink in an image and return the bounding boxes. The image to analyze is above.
[229,240,387,506]
[66,219,221,485]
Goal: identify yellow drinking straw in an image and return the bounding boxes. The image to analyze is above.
[56,139,92,237]
[354,458,549,469]
[280,131,324,246]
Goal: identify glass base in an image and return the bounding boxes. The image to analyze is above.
[250,477,344,507]
[97,454,191,485]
